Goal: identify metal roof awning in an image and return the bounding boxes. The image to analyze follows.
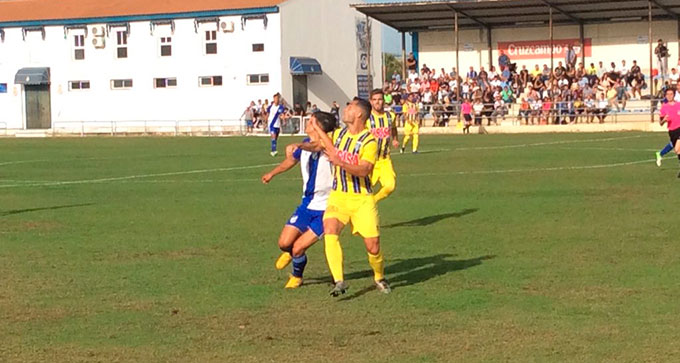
[290,57,322,75]
[351,0,680,32]
[14,67,50,85]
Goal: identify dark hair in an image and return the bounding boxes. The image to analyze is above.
[353,97,372,121]
[369,88,384,98]
[312,111,338,133]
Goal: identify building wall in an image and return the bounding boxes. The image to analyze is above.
[0,13,282,129]
[417,20,679,77]
[279,0,382,112]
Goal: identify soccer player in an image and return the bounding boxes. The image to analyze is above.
[659,88,680,178]
[267,93,286,156]
[367,89,399,202]
[261,112,338,288]
[401,93,420,153]
[309,98,390,297]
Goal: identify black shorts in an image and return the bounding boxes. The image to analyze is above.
[463,114,472,122]
[669,128,680,147]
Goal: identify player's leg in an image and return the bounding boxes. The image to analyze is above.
[270,127,280,156]
[276,225,302,270]
[351,198,390,293]
[412,125,420,153]
[373,159,396,203]
[284,230,319,288]
[284,211,324,288]
[401,124,412,153]
[657,142,674,166]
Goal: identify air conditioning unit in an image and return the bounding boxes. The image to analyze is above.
[91,26,105,37]
[92,37,106,48]
[220,21,234,33]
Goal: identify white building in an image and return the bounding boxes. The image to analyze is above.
[0,0,381,132]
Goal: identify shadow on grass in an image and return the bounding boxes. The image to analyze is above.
[305,254,495,301]
[381,208,478,228]
[0,203,94,217]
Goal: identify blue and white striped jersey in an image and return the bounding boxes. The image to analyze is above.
[267,103,285,129]
[292,138,333,211]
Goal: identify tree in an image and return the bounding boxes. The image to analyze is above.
[383,53,404,82]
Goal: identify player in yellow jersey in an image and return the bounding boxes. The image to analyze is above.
[308,97,390,297]
[401,93,420,153]
[367,89,399,203]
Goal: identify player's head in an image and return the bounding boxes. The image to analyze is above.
[273,93,280,104]
[369,88,384,113]
[665,88,675,102]
[343,97,371,125]
[309,111,337,135]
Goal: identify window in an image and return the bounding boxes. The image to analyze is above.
[199,76,222,87]
[111,79,133,89]
[247,74,269,85]
[0,83,7,94]
[73,34,85,60]
[252,43,264,52]
[68,81,91,90]
[205,30,217,54]
[160,36,172,57]
[154,77,177,88]
[116,31,128,58]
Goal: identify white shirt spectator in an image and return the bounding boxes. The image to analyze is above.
[675,92,680,102]
[408,71,418,82]
[670,70,679,83]
[490,78,502,88]
[422,90,433,104]
[408,82,419,93]
[558,78,569,88]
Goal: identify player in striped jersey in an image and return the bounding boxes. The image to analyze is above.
[309,98,390,297]
[267,93,286,157]
[261,112,337,288]
[367,89,399,203]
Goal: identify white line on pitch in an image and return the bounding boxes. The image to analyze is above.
[0,163,278,189]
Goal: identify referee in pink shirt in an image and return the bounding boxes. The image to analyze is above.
[659,88,680,178]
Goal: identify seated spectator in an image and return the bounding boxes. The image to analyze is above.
[519,97,530,125]
[541,96,552,124]
[596,92,609,123]
[670,68,679,85]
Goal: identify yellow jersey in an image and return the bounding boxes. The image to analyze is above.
[402,101,418,124]
[330,127,378,196]
[367,110,395,160]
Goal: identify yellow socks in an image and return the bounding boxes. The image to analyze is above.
[324,234,344,282]
[368,250,385,282]
[412,134,419,152]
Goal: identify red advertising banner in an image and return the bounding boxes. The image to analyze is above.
[497,38,592,60]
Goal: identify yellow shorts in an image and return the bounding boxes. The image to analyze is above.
[404,122,419,136]
[324,193,380,238]
[370,158,396,187]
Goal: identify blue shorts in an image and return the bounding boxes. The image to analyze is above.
[286,205,324,237]
[246,120,254,127]
[270,126,280,136]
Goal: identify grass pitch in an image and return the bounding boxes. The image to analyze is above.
[2,132,680,362]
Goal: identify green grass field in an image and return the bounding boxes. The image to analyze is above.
[2,132,680,362]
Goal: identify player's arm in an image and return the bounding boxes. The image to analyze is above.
[659,107,668,126]
[325,139,376,178]
[309,119,336,153]
[261,145,299,184]
[390,112,400,146]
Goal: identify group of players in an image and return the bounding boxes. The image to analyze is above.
[261,89,400,296]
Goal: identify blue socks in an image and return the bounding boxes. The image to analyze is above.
[661,142,673,156]
[271,139,277,152]
[292,254,307,278]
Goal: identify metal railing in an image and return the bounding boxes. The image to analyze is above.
[51,119,247,137]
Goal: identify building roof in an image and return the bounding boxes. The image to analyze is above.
[352,0,680,32]
[0,0,284,26]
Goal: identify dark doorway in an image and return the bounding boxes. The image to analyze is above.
[292,75,308,109]
[25,84,51,129]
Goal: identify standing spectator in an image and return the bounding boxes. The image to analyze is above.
[655,39,670,82]
[242,101,255,133]
[498,49,510,71]
[519,65,529,90]
[467,66,478,80]
[330,101,340,122]
[406,52,417,72]
[472,98,484,126]
[565,44,577,70]
[597,61,607,78]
